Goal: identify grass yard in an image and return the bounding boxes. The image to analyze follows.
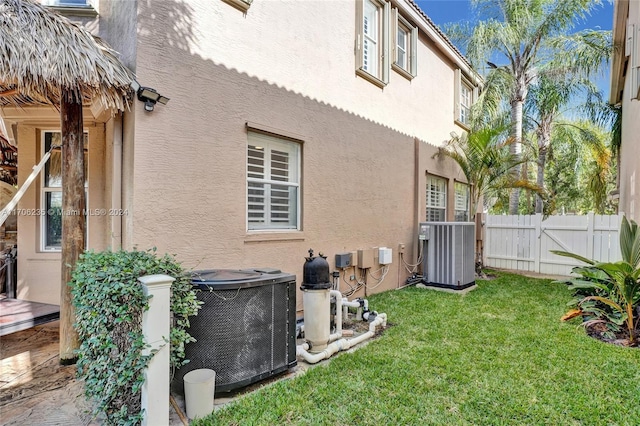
[194,272,640,426]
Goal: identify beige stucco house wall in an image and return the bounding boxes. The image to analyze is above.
[3,0,479,310]
[611,0,640,220]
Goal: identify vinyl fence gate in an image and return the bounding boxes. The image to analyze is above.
[484,213,623,276]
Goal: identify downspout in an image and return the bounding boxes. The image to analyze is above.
[413,137,421,281]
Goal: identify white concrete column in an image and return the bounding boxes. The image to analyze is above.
[139,274,175,426]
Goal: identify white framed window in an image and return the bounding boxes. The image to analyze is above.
[426,175,447,222]
[247,131,300,231]
[626,20,633,57]
[356,0,390,87]
[392,10,417,79]
[460,83,472,125]
[455,69,477,127]
[41,131,88,251]
[631,24,640,100]
[364,0,379,77]
[42,0,90,6]
[454,182,470,222]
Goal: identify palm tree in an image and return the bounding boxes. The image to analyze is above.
[527,75,603,213]
[449,0,606,214]
[529,26,611,214]
[580,122,614,213]
[583,95,622,203]
[434,125,531,219]
[542,121,615,214]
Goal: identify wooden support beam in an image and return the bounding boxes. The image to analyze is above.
[59,89,86,364]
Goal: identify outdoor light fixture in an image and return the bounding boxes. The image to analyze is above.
[131,80,170,112]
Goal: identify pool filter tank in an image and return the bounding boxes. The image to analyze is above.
[300,249,332,353]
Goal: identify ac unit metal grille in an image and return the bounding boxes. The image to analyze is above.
[175,276,296,394]
[422,222,475,289]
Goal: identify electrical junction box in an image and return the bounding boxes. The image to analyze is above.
[357,249,374,269]
[418,223,431,240]
[378,247,392,265]
[335,253,352,269]
[350,251,358,268]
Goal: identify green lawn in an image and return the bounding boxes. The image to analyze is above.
[194,272,640,426]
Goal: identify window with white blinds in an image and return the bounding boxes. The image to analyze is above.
[392,10,418,78]
[454,182,470,222]
[247,132,300,230]
[363,0,379,77]
[454,70,477,128]
[460,82,472,125]
[42,0,90,6]
[426,175,447,222]
[356,0,390,87]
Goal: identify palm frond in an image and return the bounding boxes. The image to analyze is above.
[0,0,134,110]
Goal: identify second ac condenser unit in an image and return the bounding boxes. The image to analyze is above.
[421,222,475,290]
[175,268,297,394]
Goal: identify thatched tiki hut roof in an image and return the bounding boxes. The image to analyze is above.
[0,0,134,109]
[0,0,135,362]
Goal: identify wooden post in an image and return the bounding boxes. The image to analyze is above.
[59,89,86,364]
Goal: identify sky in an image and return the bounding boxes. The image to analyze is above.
[415,0,614,34]
[414,0,614,96]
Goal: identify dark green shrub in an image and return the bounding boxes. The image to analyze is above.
[71,249,201,425]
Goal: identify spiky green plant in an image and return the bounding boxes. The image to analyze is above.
[553,216,640,344]
[435,125,539,216]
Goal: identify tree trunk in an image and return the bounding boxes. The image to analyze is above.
[509,97,523,214]
[535,144,548,214]
[59,89,86,364]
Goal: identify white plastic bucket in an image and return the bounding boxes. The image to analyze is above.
[183,368,216,419]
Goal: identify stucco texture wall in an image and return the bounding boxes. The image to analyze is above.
[619,0,640,221]
[123,0,466,311]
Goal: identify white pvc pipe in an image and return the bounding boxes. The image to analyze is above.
[329,290,342,342]
[342,298,361,321]
[342,299,361,308]
[296,313,387,364]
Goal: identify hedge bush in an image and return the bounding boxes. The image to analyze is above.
[71,248,201,425]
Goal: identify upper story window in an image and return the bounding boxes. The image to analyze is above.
[460,82,472,125]
[392,10,417,79]
[41,0,97,17]
[42,0,90,6]
[627,21,640,100]
[356,0,390,88]
[222,0,253,13]
[247,131,301,231]
[364,1,379,76]
[454,182,470,222]
[426,175,447,222]
[455,69,476,128]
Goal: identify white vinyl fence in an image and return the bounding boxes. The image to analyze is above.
[484,213,623,276]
